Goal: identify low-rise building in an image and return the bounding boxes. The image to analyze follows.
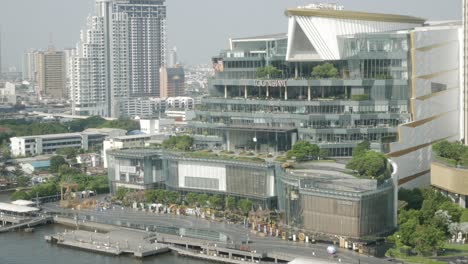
[10,128,126,157]
[140,119,175,134]
[278,163,395,239]
[166,96,194,110]
[77,153,101,168]
[106,149,396,239]
[103,134,156,168]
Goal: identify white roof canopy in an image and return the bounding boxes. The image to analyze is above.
[0,202,40,213]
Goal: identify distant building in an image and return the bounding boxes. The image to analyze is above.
[102,134,158,168]
[169,46,178,67]
[36,48,67,99]
[0,82,16,105]
[77,153,101,168]
[10,128,126,157]
[20,160,51,174]
[117,97,166,119]
[139,118,175,134]
[166,96,193,109]
[160,66,185,98]
[22,50,40,83]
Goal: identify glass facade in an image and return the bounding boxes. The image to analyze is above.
[189,32,412,156]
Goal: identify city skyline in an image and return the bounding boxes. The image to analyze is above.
[0,0,462,69]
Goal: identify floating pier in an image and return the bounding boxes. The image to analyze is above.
[46,229,170,258]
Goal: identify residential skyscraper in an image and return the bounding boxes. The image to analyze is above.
[22,50,40,82]
[71,0,167,117]
[36,48,67,99]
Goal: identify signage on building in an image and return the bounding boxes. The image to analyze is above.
[120,165,137,174]
[254,80,287,88]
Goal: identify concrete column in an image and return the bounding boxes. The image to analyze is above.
[244,86,248,99]
[284,86,288,100]
[295,62,299,78]
[266,86,269,97]
[224,85,227,99]
[229,252,232,259]
[308,86,311,101]
[226,131,231,152]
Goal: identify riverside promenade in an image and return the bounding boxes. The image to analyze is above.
[42,204,393,264]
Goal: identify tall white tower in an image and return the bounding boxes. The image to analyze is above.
[464,0,468,143]
[71,0,167,118]
[169,46,178,67]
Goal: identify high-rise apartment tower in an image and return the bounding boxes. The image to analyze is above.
[71,0,167,117]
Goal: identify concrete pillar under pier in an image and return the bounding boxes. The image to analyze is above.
[284,86,288,100]
[266,86,269,97]
[308,86,311,101]
[226,131,231,152]
[244,86,248,99]
[224,85,227,99]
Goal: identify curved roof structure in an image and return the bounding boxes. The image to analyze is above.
[285,8,426,61]
[285,8,425,24]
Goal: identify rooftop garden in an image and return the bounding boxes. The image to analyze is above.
[346,140,391,183]
[161,135,266,163]
[432,140,468,167]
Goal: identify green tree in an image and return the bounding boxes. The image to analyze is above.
[197,193,209,207]
[398,188,424,210]
[439,201,463,223]
[237,199,253,215]
[10,190,31,201]
[56,148,79,159]
[419,189,451,224]
[398,216,418,246]
[353,140,371,157]
[162,136,194,151]
[16,176,30,187]
[226,196,236,211]
[318,148,330,160]
[50,156,67,173]
[433,140,465,162]
[209,194,224,210]
[287,141,320,162]
[413,224,446,256]
[185,193,198,206]
[256,65,282,79]
[116,188,129,201]
[346,151,389,180]
[312,63,339,79]
[166,191,180,204]
[99,118,140,132]
[145,190,159,203]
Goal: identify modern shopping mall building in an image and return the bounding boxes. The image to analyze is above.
[189,6,463,189]
[107,148,396,239]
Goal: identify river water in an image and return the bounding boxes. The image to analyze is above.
[0,192,206,264]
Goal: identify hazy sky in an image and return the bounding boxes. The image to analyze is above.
[0,0,462,69]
